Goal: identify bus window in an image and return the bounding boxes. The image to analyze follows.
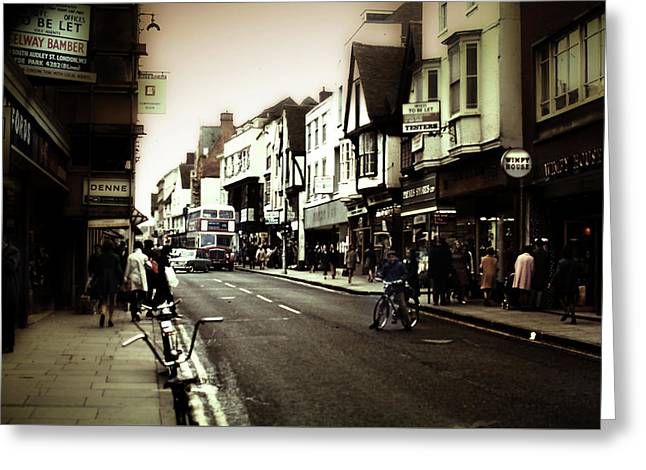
[216,235,232,248]
[201,234,216,246]
[203,210,218,219]
[219,210,234,219]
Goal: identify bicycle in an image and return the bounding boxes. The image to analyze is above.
[122,314,223,425]
[372,280,420,331]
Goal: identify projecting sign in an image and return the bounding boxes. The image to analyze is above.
[7,4,96,83]
[402,101,440,133]
[138,71,168,114]
[501,148,532,178]
[265,211,280,225]
[83,178,131,206]
[315,175,334,194]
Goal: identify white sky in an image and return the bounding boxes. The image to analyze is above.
[136,1,401,216]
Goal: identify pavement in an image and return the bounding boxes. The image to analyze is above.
[236,265,603,356]
[1,309,176,426]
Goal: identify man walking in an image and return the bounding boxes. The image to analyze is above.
[123,241,148,322]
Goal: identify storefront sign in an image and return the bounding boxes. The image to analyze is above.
[413,215,427,225]
[314,175,334,194]
[403,183,436,201]
[7,5,95,83]
[83,178,131,206]
[138,71,168,114]
[6,95,68,184]
[401,174,437,216]
[402,101,440,133]
[543,147,603,179]
[501,148,532,178]
[304,200,348,229]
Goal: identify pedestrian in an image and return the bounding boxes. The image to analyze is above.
[86,244,102,314]
[403,246,420,299]
[548,244,581,325]
[257,245,267,269]
[344,244,359,284]
[321,244,330,279]
[364,244,376,282]
[513,245,535,310]
[95,239,123,328]
[142,240,157,305]
[248,243,257,270]
[241,243,248,268]
[307,244,316,272]
[2,234,21,353]
[328,244,338,279]
[532,239,549,310]
[451,241,469,304]
[123,241,148,322]
[152,245,175,308]
[480,247,498,306]
[428,238,452,305]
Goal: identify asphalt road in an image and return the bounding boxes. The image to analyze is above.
[174,269,601,428]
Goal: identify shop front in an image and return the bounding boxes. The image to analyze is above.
[3,68,71,324]
[304,199,348,253]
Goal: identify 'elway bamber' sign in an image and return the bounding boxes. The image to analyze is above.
[7,5,96,83]
[83,178,131,206]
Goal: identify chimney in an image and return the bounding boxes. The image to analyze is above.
[319,87,333,103]
[186,152,196,165]
[220,112,233,123]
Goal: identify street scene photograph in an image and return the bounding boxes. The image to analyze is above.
[2,1,605,429]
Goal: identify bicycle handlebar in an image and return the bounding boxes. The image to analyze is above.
[121,316,223,367]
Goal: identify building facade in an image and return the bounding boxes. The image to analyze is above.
[520,1,605,312]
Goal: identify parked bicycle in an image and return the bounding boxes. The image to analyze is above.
[137,299,184,377]
[122,313,223,425]
[372,280,419,331]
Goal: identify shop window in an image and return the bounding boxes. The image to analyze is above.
[535,12,604,119]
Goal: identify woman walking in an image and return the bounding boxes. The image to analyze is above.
[364,244,376,282]
[549,245,580,325]
[328,245,338,280]
[344,245,359,284]
[95,240,123,328]
[451,241,469,304]
[480,247,498,306]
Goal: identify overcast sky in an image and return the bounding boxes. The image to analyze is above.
[136,1,401,216]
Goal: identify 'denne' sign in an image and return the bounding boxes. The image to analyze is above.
[83,178,131,206]
[501,148,532,178]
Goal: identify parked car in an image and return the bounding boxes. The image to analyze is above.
[170,248,210,273]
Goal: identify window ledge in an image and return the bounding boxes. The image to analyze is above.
[438,27,448,38]
[447,110,481,123]
[466,5,478,17]
[536,94,604,124]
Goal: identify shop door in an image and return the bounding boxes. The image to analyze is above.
[564,218,601,311]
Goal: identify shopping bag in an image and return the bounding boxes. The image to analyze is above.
[165,266,179,288]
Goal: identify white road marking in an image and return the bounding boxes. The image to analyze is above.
[256,295,273,303]
[220,296,236,300]
[224,282,237,288]
[176,324,229,426]
[278,304,301,315]
[239,288,252,294]
[211,279,222,283]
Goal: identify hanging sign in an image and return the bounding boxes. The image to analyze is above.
[138,71,168,114]
[501,148,532,178]
[402,101,440,133]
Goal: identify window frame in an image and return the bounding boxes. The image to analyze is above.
[534,12,605,121]
[358,131,377,177]
[439,2,448,34]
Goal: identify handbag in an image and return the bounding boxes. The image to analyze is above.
[165,266,179,288]
[577,285,586,306]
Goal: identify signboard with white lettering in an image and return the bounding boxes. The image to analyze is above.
[83,178,131,206]
[501,149,532,178]
[402,101,440,133]
[7,5,95,83]
[265,211,280,225]
[138,71,168,114]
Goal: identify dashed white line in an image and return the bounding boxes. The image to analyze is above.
[239,288,252,294]
[224,282,237,288]
[211,279,222,283]
[220,296,236,300]
[278,304,301,315]
[256,295,273,303]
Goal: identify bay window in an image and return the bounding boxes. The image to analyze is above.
[535,12,605,118]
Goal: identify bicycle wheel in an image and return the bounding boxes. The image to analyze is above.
[406,295,420,329]
[172,384,191,425]
[373,296,392,330]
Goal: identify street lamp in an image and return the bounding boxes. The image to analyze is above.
[139,12,161,32]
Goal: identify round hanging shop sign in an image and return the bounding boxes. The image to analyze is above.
[501,148,532,178]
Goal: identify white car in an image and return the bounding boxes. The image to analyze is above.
[170,249,210,273]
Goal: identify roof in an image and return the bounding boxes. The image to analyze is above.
[300,97,318,106]
[258,97,298,121]
[352,43,405,120]
[386,2,422,24]
[284,104,315,154]
[179,164,192,189]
